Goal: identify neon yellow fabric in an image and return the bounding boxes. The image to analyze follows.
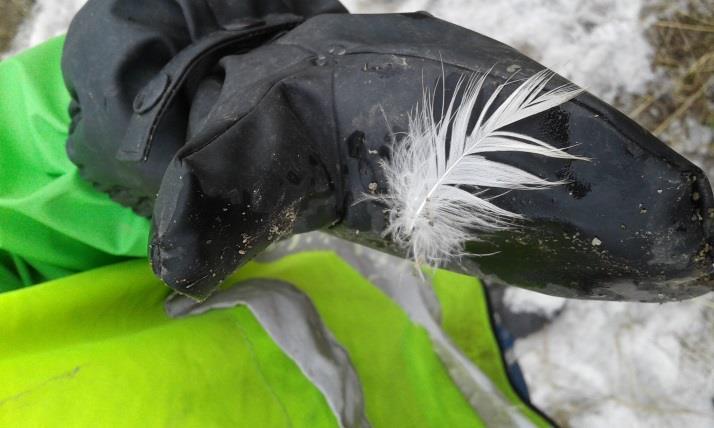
[235,254,484,427]
[432,270,549,427]
[0,36,150,292]
[0,255,549,427]
[0,259,337,427]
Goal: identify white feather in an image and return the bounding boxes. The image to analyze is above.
[376,69,587,266]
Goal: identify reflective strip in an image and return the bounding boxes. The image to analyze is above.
[166,279,370,428]
[259,232,535,428]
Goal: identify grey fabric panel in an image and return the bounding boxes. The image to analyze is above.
[166,279,370,428]
[258,232,534,428]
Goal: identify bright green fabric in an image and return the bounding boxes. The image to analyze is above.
[0,36,150,291]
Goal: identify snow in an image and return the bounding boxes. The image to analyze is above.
[515,298,714,427]
[7,0,714,426]
[503,287,566,319]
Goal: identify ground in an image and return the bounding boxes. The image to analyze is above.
[3,0,713,426]
[0,0,33,53]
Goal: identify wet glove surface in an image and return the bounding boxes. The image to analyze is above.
[63,4,714,301]
[62,0,347,216]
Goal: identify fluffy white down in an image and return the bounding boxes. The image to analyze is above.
[377,70,585,266]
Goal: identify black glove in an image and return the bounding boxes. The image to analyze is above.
[62,0,347,215]
[63,2,714,301]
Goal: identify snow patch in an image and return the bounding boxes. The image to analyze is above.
[515,297,714,427]
[503,287,566,318]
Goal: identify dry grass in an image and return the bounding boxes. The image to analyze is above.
[630,1,714,172]
[0,0,34,53]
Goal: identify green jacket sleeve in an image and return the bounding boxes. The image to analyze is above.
[0,37,150,291]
